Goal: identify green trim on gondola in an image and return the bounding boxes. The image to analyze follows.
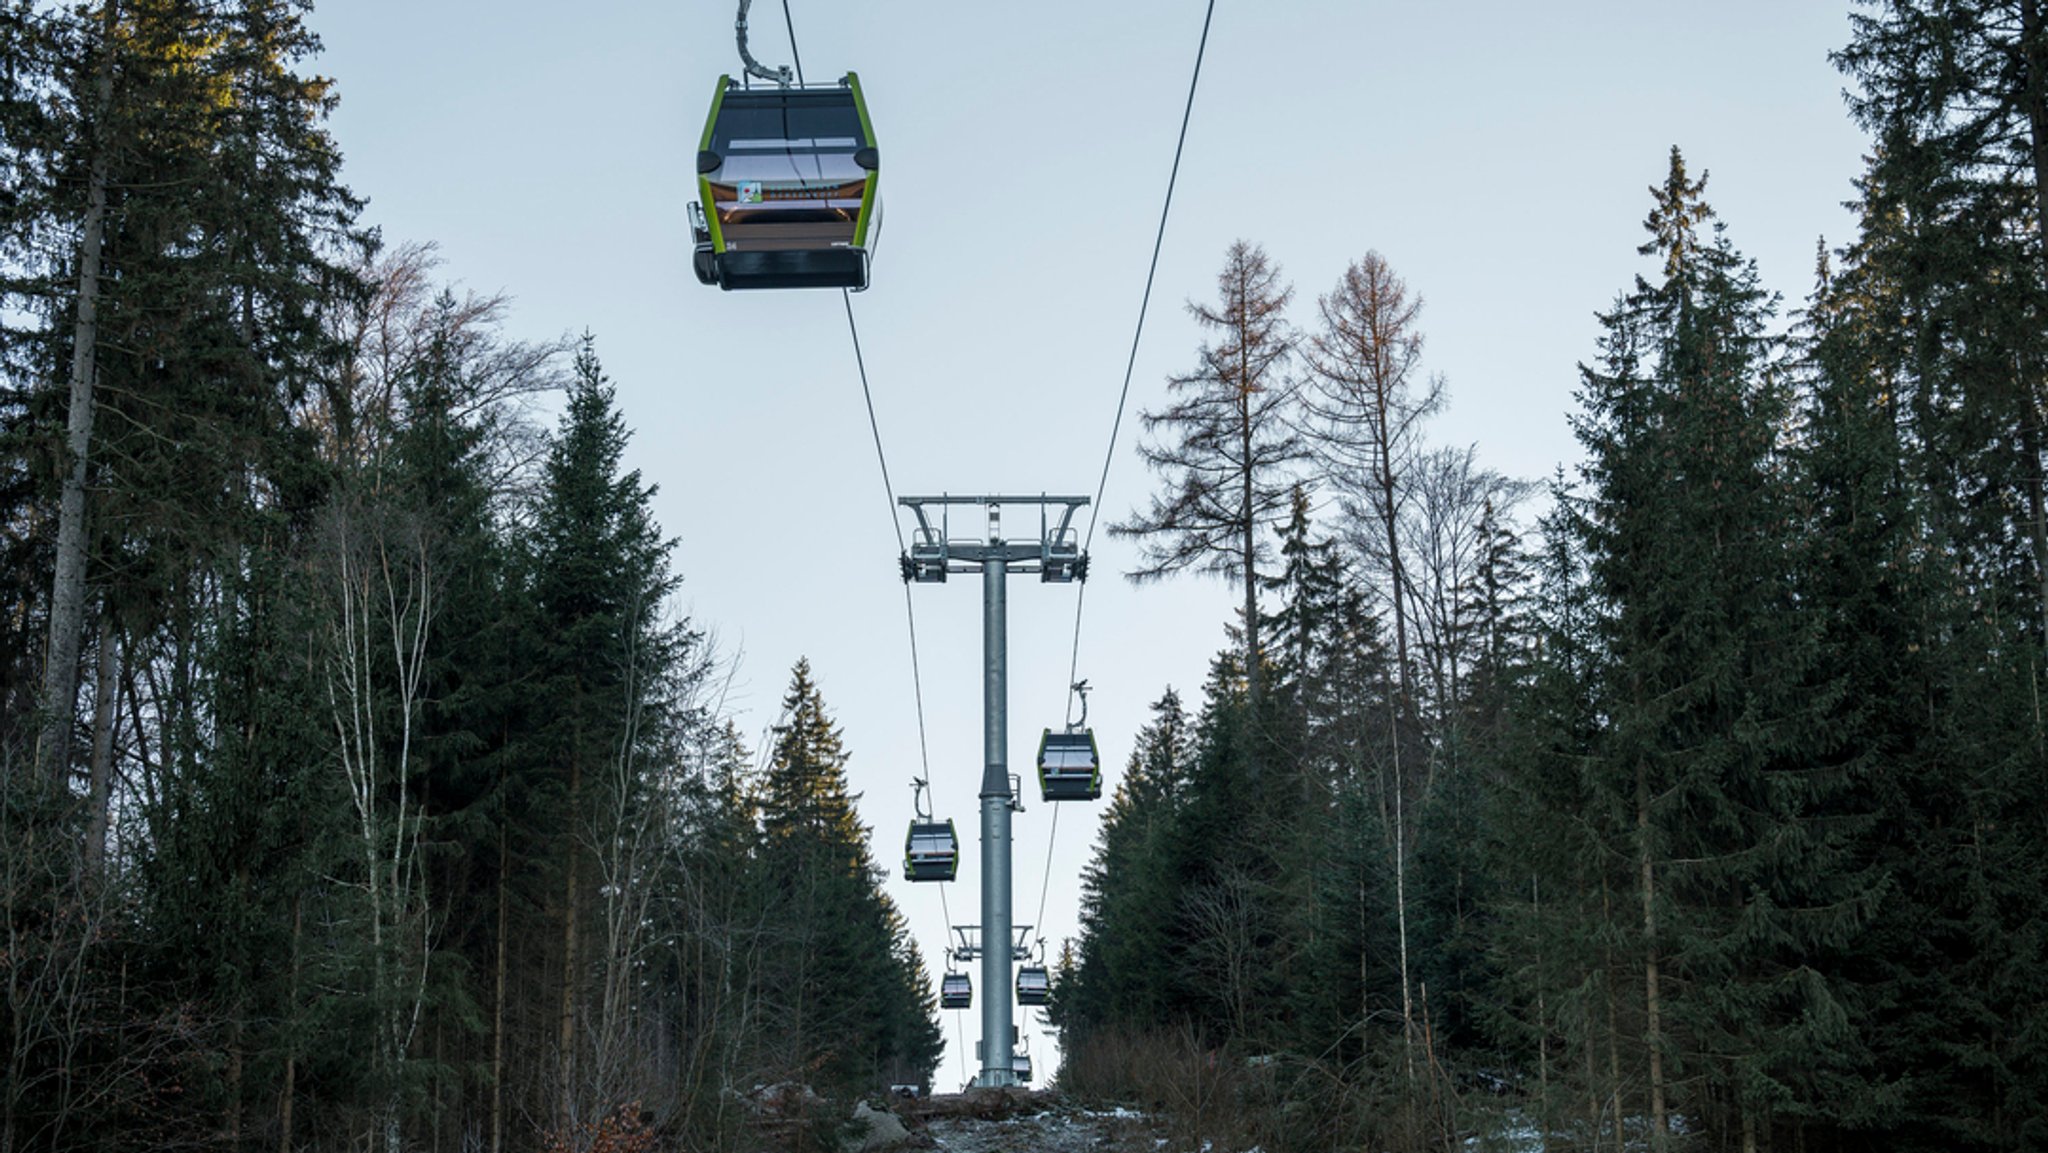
[903,817,958,882]
[939,971,972,1009]
[847,71,877,250]
[699,76,730,253]
[693,73,874,289]
[1036,728,1102,799]
[1015,964,1051,1006]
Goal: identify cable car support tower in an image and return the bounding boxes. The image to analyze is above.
[900,494,1086,1087]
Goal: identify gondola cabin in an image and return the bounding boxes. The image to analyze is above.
[690,74,878,291]
[1015,965,1051,1006]
[903,820,958,883]
[1037,729,1102,802]
[940,972,972,1010]
[1014,1051,1034,1083]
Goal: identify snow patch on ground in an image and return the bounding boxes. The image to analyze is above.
[922,1107,1282,1153]
[926,1111,1104,1153]
[1463,1111,1546,1153]
[1462,1109,1698,1153]
[923,1104,1166,1153]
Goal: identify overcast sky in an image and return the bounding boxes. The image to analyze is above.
[313,0,1871,1087]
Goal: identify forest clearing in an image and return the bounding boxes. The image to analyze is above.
[6,1,2048,1151]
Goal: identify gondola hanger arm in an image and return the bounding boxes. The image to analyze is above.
[734,0,793,86]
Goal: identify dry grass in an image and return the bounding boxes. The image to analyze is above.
[1056,1025,1264,1152]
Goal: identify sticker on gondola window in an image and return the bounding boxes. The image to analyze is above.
[737,181,762,204]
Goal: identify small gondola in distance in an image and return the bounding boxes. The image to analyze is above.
[1015,964,1051,1006]
[903,819,959,883]
[1037,728,1102,802]
[940,971,972,1010]
[689,73,878,291]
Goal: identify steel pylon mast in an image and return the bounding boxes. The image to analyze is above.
[900,494,1087,1087]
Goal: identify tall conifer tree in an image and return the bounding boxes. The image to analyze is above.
[1550,149,1868,1148]
[527,336,685,1129]
[753,659,940,1094]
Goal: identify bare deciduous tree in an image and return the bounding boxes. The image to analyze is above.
[1404,445,1531,735]
[319,241,565,492]
[317,492,436,1153]
[1179,866,1266,1046]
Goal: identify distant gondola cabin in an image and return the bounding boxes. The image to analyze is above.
[1037,729,1102,802]
[940,972,972,1010]
[1015,965,1051,1006]
[903,820,958,883]
[690,74,878,291]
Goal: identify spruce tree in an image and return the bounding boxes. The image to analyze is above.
[1485,479,1618,1144]
[1791,140,2048,1153]
[0,2,58,749]
[35,0,366,788]
[1063,688,1194,1039]
[526,335,686,1129]
[753,659,940,1095]
[1560,148,1879,1149]
[1836,1,2048,644]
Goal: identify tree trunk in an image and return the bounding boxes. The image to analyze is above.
[227,1016,244,1148]
[560,751,582,1128]
[1533,877,1552,1153]
[1359,867,1371,1067]
[1602,873,1623,1147]
[39,1,119,790]
[1394,720,1416,1088]
[1585,1038,1601,1152]
[1239,372,1262,724]
[494,798,508,1153]
[85,616,117,874]
[1637,761,1668,1151]
[1376,388,1413,710]
[279,890,302,1153]
[2024,0,2048,641]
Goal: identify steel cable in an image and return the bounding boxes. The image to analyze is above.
[1039,0,1221,969]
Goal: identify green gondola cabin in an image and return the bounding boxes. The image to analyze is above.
[1037,728,1102,802]
[690,74,878,290]
[903,819,958,883]
[940,971,972,1010]
[1015,964,1051,1006]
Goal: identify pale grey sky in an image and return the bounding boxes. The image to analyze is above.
[315,0,1869,1087]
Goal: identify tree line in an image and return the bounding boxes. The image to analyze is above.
[1053,3,2048,1151]
[1,4,938,1151]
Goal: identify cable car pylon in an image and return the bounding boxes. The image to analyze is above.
[900,494,1085,1088]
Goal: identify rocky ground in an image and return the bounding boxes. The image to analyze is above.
[889,1090,1164,1153]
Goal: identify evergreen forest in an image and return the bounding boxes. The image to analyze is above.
[4,2,2048,1153]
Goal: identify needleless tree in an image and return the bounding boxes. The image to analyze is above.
[1296,251,1448,1085]
[1113,241,1306,717]
[1298,252,1443,713]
